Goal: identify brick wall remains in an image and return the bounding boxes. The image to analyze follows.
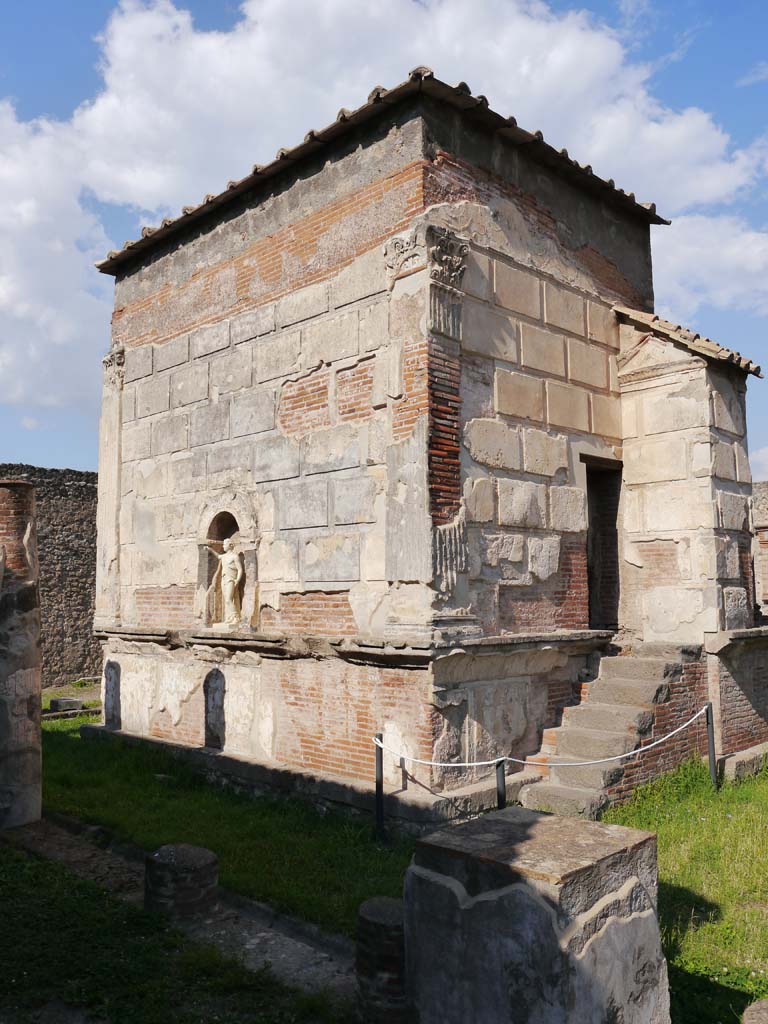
[0,464,100,686]
[717,647,768,755]
[606,652,710,802]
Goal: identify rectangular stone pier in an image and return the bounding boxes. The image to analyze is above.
[404,806,670,1023]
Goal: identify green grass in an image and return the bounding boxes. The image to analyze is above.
[44,720,768,1022]
[42,681,101,711]
[42,717,413,937]
[0,843,352,1024]
[605,759,768,1023]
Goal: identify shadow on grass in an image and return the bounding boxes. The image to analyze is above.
[659,881,721,961]
[42,719,414,937]
[668,963,751,1024]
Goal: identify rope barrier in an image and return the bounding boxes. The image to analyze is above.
[372,704,708,770]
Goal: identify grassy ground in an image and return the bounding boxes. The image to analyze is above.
[42,679,101,711]
[42,717,413,937]
[42,719,768,1022]
[0,843,352,1024]
[605,759,768,1023]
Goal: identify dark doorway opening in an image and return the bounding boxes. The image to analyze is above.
[585,460,622,630]
[203,669,226,750]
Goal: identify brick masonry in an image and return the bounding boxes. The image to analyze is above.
[0,464,100,687]
[606,653,710,802]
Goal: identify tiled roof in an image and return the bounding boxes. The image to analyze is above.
[614,305,762,377]
[96,66,668,276]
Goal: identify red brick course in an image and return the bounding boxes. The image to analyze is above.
[337,360,376,422]
[0,482,35,582]
[135,586,196,628]
[260,591,357,637]
[277,367,331,436]
[428,338,462,525]
[498,538,589,633]
[114,162,427,351]
[269,659,433,784]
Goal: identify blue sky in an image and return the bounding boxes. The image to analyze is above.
[1,0,767,471]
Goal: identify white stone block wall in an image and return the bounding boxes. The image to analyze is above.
[619,328,753,643]
[431,214,623,636]
[109,243,433,639]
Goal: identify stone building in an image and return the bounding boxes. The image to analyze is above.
[93,68,766,817]
[0,464,100,687]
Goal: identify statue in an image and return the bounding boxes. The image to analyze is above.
[206,538,244,626]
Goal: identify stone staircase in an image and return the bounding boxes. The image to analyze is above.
[518,650,682,818]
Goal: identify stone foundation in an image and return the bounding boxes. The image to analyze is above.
[0,481,42,829]
[97,630,607,796]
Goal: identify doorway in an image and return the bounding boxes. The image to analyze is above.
[584,460,622,630]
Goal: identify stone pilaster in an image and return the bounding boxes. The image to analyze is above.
[0,480,42,829]
[94,346,124,628]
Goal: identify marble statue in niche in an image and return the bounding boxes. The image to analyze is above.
[206,538,244,627]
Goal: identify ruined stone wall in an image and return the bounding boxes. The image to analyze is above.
[0,464,100,686]
[102,640,434,787]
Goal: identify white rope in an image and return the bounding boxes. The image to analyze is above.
[372,705,708,769]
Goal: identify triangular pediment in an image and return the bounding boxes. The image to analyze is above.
[618,331,703,382]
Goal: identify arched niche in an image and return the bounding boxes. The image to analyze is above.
[195,494,258,630]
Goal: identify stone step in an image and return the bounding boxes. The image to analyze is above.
[549,760,615,789]
[562,702,652,735]
[598,656,681,682]
[524,753,551,779]
[588,677,669,707]
[556,727,637,761]
[519,781,605,819]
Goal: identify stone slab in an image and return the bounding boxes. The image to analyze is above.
[123,346,153,383]
[521,324,565,377]
[463,302,518,362]
[494,368,544,422]
[231,306,275,345]
[191,321,230,359]
[413,806,655,888]
[154,334,189,372]
[171,362,209,408]
[254,332,301,382]
[230,391,275,438]
[493,261,540,319]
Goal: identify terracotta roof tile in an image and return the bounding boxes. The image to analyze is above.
[614,305,762,377]
[97,66,668,275]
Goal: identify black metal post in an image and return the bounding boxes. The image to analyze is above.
[705,702,718,788]
[375,732,386,842]
[496,760,506,810]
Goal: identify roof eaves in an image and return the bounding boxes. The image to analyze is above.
[96,67,668,276]
[614,305,762,378]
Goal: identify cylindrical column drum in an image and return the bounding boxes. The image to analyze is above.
[0,481,42,829]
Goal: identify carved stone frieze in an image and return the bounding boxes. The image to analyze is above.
[102,346,126,389]
[427,227,469,290]
[383,232,426,287]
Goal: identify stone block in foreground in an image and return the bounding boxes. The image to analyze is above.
[144,843,218,917]
[404,806,670,1024]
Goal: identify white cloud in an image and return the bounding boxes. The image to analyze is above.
[653,214,768,323]
[738,62,768,87]
[21,416,39,430]
[750,446,768,481]
[1,0,768,414]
